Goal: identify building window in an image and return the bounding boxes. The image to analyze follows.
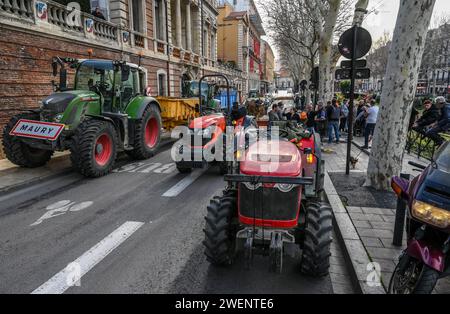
[210,31,216,60]
[203,28,208,57]
[131,0,144,33]
[157,70,167,96]
[155,0,166,40]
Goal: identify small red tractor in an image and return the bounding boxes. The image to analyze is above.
[175,74,256,174]
[203,121,333,275]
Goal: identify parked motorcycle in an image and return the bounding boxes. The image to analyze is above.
[388,142,450,294]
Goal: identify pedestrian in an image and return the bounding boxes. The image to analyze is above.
[284,107,294,120]
[315,102,327,140]
[91,6,106,20]
[326,100,341,144]
[269,104,281,122]
[305,104,316,133]
[360,100,379,149]
[340,99,349,132]
[412,100,441,134]
[354,100,366,136]
[425,96,450,146]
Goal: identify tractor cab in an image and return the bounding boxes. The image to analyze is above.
[183,80,220,114]
[65,59,146,114]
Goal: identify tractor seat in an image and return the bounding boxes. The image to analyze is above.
[122,86,134,105]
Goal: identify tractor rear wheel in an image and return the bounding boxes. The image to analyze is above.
[70,119,118,178]
[2,112,53,168]
[300,201,333,277]
[203,191,238,266]
[127,104,162,160]
[176,163,192,174]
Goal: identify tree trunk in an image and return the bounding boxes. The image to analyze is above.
[318,0,341,104]
[365,0,436,190]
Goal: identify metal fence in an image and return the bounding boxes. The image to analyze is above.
[405,130,442,160]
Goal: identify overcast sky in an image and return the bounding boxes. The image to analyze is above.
[256,0,450,65]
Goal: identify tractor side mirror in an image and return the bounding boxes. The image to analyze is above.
[121,66,130,82]
[52,61,58,77]
[59,68,67,91]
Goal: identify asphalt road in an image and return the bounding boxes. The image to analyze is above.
[0,145,337,294]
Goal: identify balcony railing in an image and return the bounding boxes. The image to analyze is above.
[1,0,122,43]
[156,40,166,54]
[132,31,145,48]
[1,0,34,19]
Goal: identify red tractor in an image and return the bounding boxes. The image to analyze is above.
[175,75,256,174]
[203,125,333,275]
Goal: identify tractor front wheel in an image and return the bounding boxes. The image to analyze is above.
[203,191,238,266]
[70,119,118,178]
[176,163,192,174]
[127,104,162,160]
[300,201,333,277]
[2,112,53,168]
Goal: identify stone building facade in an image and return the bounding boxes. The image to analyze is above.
[217,0,266,96]
[261,39,274,94]
[0,0,244,157]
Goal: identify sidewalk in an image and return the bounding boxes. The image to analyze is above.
[0,152,72,193]
[322,137,450,293]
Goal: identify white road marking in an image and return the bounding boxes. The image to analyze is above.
[162,167,209,197]
[31,221,144,294]
[30,200,94,227]
[154,163,176,174]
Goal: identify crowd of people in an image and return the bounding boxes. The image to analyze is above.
[267,94,450,148]
[410,96,450,146]
[268,96,381,147]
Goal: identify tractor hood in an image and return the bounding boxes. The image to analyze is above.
[42,90,99,113]
[189,113,225,129]
[240,140,302,177]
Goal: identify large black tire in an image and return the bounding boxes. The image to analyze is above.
[70,119,118,178]
[300,201,333,277]
[2,112,53,168]
[203,191,238,266]
[127,104,162,160]
[389,257,439,294]
[176,163,192,174]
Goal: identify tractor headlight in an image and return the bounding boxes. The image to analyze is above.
[243,182,262,190]
[412,200,450,229]
[275,183,296,193]
[55,114,64,122]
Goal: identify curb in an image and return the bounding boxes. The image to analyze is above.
[324,171,386,294]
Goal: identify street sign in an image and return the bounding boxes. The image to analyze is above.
[341,59,366,69]
[337,25,373,175]
[335,68,371,80]
[338,27,372,59]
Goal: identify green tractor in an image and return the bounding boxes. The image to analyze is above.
[2,57,162,177]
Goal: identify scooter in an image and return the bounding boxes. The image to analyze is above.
[388,142,450,294]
